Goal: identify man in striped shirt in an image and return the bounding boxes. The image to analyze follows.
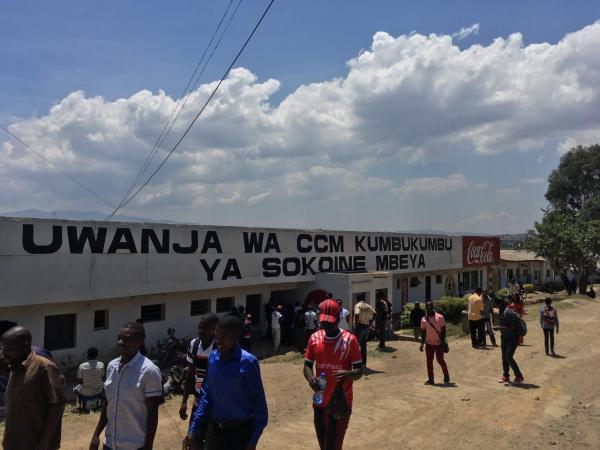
[75,347,105,412]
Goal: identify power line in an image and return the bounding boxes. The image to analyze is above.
[115,0,239,211]
[107,0,275,219]
[0,123,117,209]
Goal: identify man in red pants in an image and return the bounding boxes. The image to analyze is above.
[304,299,363,450]
[420,301,450,385]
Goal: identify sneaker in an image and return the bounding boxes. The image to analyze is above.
[550,351,556,357]
[498,375,510,383]
[443,375,450,384]
[513,375,524,384]
[424,379,435,385]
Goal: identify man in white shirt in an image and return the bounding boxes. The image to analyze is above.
[74,346,105,412]
[90,322,163,450]
[272,305,283,351]
[336,299,350,330]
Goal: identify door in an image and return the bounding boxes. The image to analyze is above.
[425,276,432,301]
[245,294,262,327]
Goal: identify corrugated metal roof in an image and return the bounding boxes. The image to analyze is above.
[500,250,546,262]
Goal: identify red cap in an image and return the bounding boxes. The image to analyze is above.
[277,305,283,311]
[318,299,340,323]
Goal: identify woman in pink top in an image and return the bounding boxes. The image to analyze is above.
[419,302,450,385]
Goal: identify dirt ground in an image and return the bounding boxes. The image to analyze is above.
[4,294,600,450]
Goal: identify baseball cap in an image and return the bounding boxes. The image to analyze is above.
[318,299,340,323]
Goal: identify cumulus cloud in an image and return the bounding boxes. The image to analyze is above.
[453,23,480,40]
[393,173,469,197]
[2,22,600,222]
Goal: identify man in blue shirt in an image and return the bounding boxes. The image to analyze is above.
[183,315,268,450]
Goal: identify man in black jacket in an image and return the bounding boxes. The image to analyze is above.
[410,303,425,341]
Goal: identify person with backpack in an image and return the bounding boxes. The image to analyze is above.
[540,297,559,356]
[419,301,450,385]
[180,313,219,449]
[498,298,525,384]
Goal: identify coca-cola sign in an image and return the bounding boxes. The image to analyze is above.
[462,237,500,267]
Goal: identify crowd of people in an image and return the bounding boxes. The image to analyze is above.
[0,283,571,450]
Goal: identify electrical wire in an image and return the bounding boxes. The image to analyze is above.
[114,0,238,211]
[0,123,117,209]
[106,0,275,218]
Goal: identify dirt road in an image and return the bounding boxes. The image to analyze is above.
[6,295,600,449]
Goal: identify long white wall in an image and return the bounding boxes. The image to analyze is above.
[0,284,274,370]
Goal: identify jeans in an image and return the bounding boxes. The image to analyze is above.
[543,328,555,354]
[425,343,449,382]
[313,406,351,450]
[354,324,370,366]
[469,319,485,346]
[501,335,522,378]
[482,317,496,346]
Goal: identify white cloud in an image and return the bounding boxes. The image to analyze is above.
[453,23,480,40]
[520,178,546,184]
[393,173,469,197]
[2,22,600,223]
[496,187,521,194]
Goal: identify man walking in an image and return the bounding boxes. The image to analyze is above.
[304,304,319,349]
[468,288,485,348]
[337,299,350,331]
[481,290,497,347]
[498,299,524,384]
[180,313,219,432]
[271,305,283,352]
[90,322,163,450]
[353,297,375,367]
[419,302,450,385]
[183,316,268,450]
[304,299,363,450]
[540,297,559,356]
[410,303,425,341]
[1,326,65,450]
[375,296,388,350]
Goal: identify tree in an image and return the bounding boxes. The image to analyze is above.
[528,144,600,294]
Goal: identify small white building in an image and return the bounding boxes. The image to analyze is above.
[497,250,557,288]
[0,216,499,368]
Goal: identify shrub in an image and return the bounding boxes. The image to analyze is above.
[434,297,467,323]
[399,304,413,329]
[496,287,509,298]
[523,283,535,293]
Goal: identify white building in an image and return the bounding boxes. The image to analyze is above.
[0,216,499,368]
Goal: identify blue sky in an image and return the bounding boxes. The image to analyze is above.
[1,1,600,233]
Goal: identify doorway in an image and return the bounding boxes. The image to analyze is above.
[425,276,432,301]
[245,294,262,327]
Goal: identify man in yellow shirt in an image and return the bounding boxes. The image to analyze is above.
[468,287,485,348]
[353,299,376,367]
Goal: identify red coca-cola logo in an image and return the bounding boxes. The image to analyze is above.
[462,237,500,267]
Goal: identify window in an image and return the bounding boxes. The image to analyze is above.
[470,271,479,289]
[191,299,211,316]
[435,274,442,284]
[534,270,540,282]
[546,269,551,278]
[410,277,420,287]
[94,310,109,330]
[44,314,76,350]
[141,304,165,322]
[216,297,235,313]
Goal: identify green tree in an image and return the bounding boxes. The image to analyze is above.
[528,144,600,294]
